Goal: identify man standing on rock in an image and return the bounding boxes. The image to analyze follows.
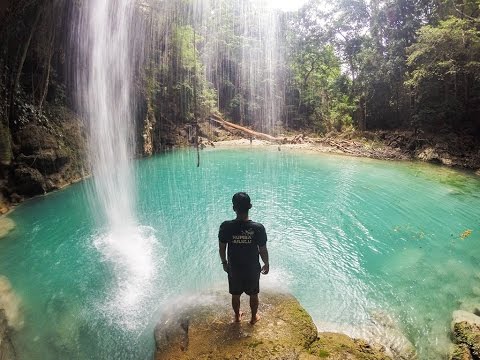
[219,192,269,324]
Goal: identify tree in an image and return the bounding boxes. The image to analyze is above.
[406,17,480,131]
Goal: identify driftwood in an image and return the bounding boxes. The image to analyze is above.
[209,114,281,143]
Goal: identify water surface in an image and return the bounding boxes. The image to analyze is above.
[1,148,479,359]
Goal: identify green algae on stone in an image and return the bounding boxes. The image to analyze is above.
[309,333,391,360]
[450,344,473,360]
[453,321,480,358]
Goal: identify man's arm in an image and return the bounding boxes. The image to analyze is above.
[259,245,269,274]
[219,241,229,273]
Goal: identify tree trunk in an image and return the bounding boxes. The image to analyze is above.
[39,27,56,109]
[8,2,43,127]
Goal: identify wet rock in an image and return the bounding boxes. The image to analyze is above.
[154,291,390,360]
[0,217,15,239]
[451,310,480,359]
[452,311,480,329]
[13,166,45,196]
[452,322,480,359]
[0,276,23,330]
[0,309,16,360]
[417,147,442,164]
[308,333,390,360]
[451,344,473,360]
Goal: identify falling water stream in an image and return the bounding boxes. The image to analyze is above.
[71,0,159,330]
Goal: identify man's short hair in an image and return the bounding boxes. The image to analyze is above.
[232,192,251,212]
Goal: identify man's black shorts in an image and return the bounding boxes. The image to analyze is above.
[228,267,260,296]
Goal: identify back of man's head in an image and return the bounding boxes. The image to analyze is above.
[232,192,252,213]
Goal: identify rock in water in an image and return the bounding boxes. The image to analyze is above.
[0,309,16,360]
[0,276,23,330]
[451,310,480,359]
[452,311,480,329]
[0,218,14,239]
[154,291,391,359]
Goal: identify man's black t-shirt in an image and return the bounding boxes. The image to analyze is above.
[218,220,267,271]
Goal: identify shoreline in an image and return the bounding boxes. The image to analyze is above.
[211,137,480,175]
[2,135,479,215]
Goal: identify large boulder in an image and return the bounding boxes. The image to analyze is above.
[154,291,391,360]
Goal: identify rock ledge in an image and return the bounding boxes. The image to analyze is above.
[154,291,391,360]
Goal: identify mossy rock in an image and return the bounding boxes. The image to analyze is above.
[451,344,473,360]
[453,321,480,359]
[309,334,391,360]
[154,292,390,360]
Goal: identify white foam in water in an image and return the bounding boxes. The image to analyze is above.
[73,0,157,329]
[93,225,161,329]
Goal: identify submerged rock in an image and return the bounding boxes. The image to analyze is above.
[0,276,23,330]
[0,218,14,239]
[367,310,418,360]
[154,291,391,360]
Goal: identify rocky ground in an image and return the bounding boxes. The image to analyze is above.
[154,291,399,360]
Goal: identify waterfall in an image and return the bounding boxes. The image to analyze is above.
[73,0,139,229]
[72,0,158,327]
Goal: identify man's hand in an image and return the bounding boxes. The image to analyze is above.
[222,262,230,273]
[261,263,269,275]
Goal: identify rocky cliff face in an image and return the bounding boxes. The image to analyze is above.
[0,106,87,213]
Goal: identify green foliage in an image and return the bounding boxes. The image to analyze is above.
[406,17,480,128]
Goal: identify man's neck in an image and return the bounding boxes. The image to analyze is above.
[236,214,249,221]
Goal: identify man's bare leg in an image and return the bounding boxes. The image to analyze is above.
[232,295,242,322]
[249,294,260,324]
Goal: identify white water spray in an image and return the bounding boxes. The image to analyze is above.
[78,0,137,229]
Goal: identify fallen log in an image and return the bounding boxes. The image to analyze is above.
[209,114,281,143]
